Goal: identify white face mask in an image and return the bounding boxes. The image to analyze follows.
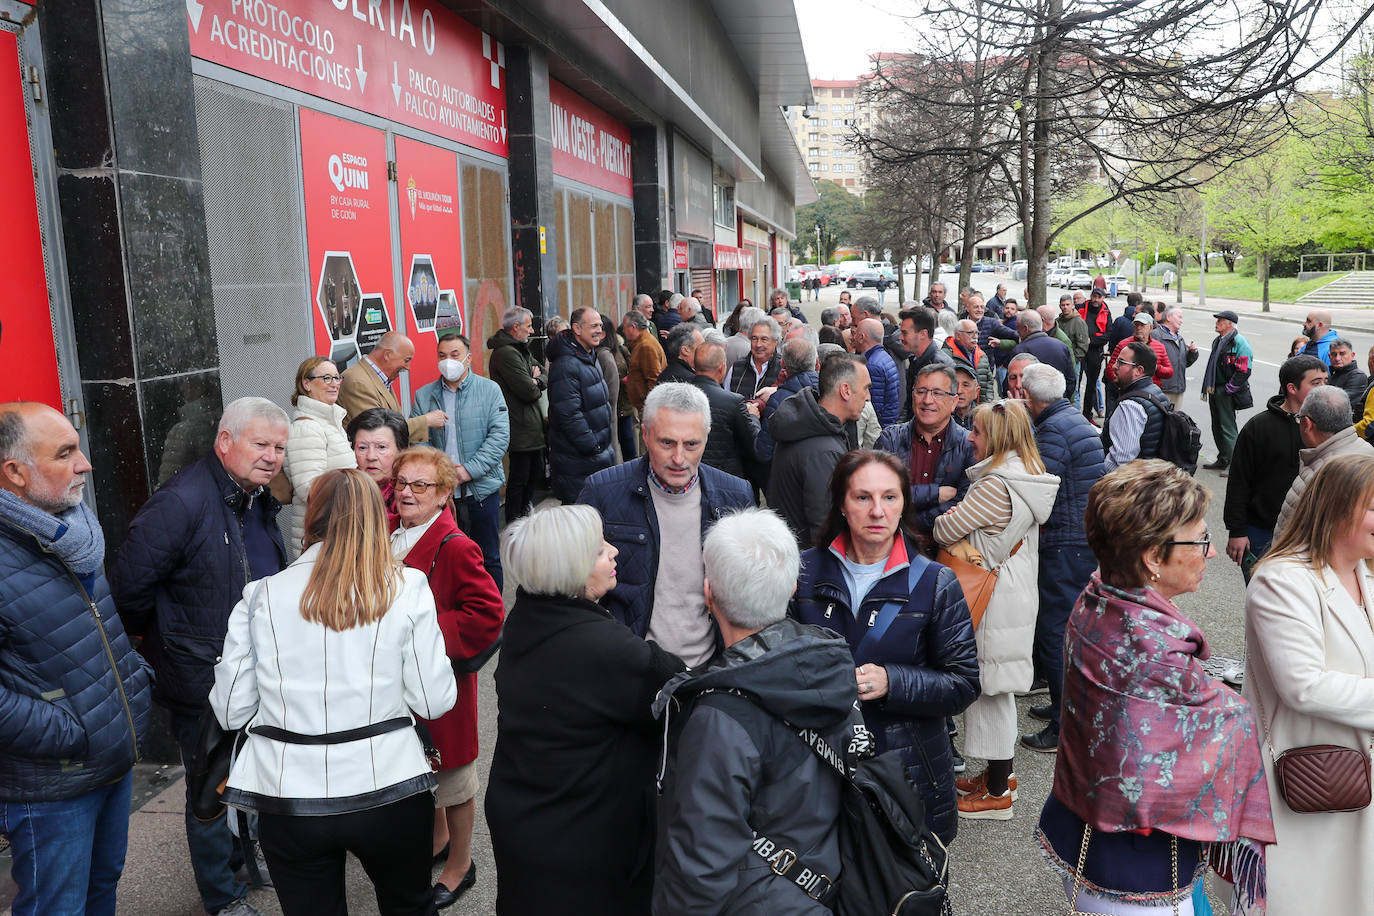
[438,358,468,383]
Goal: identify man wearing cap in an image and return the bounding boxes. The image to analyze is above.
[1103,311,1173,417]
[949,358,981,430]
[1201,310,1254,471]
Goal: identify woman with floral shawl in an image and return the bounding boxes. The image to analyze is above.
[1037,460,1274,915]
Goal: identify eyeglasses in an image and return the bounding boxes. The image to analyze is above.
[1116,360,1138,369]
[913,387,956,400]
[308,374,342,383]
[394,478,440,494]
[1166,530,1212,553]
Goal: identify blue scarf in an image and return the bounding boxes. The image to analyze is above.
[0,489,105,575]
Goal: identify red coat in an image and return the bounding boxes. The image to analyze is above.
[399,509,505,770]
[1105,336,1174,387]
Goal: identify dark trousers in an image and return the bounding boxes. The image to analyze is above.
[1082,347,1105,417]
[1210,392,1239,465]
[505,449,543,523]
[258,791,433,916]
[173,712,248,912]
[1035,544,1098,733]
[457,491,503,592]
[618,415,638,462]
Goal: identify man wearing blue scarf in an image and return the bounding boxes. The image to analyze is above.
[0,402,152,916]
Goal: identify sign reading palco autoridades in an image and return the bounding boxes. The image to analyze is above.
[187,0,508,157]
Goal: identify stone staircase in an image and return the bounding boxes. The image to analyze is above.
[1297,271,1374,309]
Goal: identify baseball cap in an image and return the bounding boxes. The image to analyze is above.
[1132,313,1154,325]
[1213,310,1240,323]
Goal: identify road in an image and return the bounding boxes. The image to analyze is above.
[11,281,1350,915]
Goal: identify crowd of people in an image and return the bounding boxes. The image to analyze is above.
[1,284,1373,916]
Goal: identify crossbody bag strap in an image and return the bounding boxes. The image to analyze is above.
[855,553,936,657]
[428,532,462,578]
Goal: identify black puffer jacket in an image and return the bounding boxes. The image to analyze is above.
[487,328,546,452]
[792,537,979,845]
[653,617,859,915]
[658,357,697,385]
[109,456,286,716]
[1224,394,1302,537]
[546,329,616,503]
[767,388,854,547]
[690,375,761,482]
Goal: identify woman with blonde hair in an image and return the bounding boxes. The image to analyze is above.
[934,399,1059,820]
[282,355,356,559]
[1245,452,1374,913]
[209,468,456,916]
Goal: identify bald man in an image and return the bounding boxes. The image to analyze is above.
[337,331,444,444]
[855,317,902,424]
[1302,309,1339,366]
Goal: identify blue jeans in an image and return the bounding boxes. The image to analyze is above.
[618,415,638,462]
[1242,526,1273,585]
[459,491,503,592]
[1036,544,1098,733]
[0,769,133,916]
[173,712,248,913]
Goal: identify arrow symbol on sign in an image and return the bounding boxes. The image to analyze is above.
[392,62,402,104]
[186,0,205,32]
[355,46,368,92]
[500,110,507,144]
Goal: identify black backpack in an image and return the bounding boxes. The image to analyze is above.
[1125,390,1202,474]
[731,692,951,916]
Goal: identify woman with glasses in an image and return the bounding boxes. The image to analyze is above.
[932,400,1059,821]
[209,469,457,915]
[388,446,504,910]
[283,356,357,559]
[1037,460,1273,915]
[1244,453,1374,913]
[347,408,410,526]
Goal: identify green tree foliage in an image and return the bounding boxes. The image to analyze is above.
[792,181,863,262]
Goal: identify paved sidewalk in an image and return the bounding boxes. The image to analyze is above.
[1134,284,1374,334]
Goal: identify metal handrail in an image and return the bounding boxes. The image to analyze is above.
[1300,253,1374,273]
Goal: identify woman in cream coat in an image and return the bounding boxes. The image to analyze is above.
[210,469,456,916]
[282,356,356,559]
[933,399,1059,821]
[1244,452,1374,914]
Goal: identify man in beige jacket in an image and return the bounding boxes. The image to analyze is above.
[1275,384,1374,536]
[337,332,445,446]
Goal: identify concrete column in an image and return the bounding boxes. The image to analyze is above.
[631,124,668,294]
[505,45,560,333]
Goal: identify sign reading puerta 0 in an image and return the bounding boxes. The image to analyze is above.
[187,0,508,156]
[548,80,631,197]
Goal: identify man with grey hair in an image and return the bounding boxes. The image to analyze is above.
[578,383,753,665]
[725,306,766,365]
[659,323,704,385]
[769,306,797,337]
[623,309,666,416]
[876,362,974,533]
[690,341,761,482]
[726,318,782,397]
[1151,305,1199,408]
[770,286,806,324]
[1324,337,1368,413]
[0,402,153,916]
[678,296,709,330]
[1005,352,1039,401]
[1017,364,1105,752]
[1275,384,1374,536]
[820,306,841,328]
[1010,311,1075,399]
[488,305,546,520]
[111,397,292,913]
[654,507,860,911]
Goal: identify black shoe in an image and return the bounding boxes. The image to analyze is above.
[431,843,450,868]
[1029,703,1053,722]
[1021,726,1059,754]
[951,750,967,774]
[1202,460,1229,470]
[1016,678,1049,697]
[433,862,477,909]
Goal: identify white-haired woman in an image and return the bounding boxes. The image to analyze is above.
[484,504,686,915]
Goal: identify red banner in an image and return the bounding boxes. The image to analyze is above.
[188,0,507,157]
[299,109,395,383]
[672,240,689,270]
[0,29,61,407]
[549,80,632,198]
[396,135,464,391]
[713,245,755,271]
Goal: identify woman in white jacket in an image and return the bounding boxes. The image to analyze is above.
[933,399,1059,822]
[210,468,457,916]
[1244,452,1374,914]
[282,356,356,559]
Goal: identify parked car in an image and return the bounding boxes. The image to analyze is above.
[970,262,995,273]
[1103,275,1133,294]
[1065,269,1094,289]
[1048,268,1070,286]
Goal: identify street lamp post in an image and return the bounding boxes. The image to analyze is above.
[815,223,821,262]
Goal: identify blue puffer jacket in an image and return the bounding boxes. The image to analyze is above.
[753,370,818,465]
[411,373,510,501]
[1032,398,1106,548]
[546,330,616,503]
[109,455,286,716]
[864,344,903,425]
[875,419,975,530]
[0,517,152,801]
[576,457,754,638]
[791,536,979,845]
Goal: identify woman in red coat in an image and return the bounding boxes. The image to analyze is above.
[389,445,505,910]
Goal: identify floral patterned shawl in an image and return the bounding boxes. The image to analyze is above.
[1055,574,1275,909]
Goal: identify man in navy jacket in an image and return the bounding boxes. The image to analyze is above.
[0,402,152,916]
[1010,311,1076,399]
[875,363,975,534]
[111,397,289,915]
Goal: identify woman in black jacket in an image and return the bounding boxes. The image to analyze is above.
[790,449,980,844]
[485,503,685,915]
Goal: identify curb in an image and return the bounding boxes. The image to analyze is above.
[1178,303,1374,336]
